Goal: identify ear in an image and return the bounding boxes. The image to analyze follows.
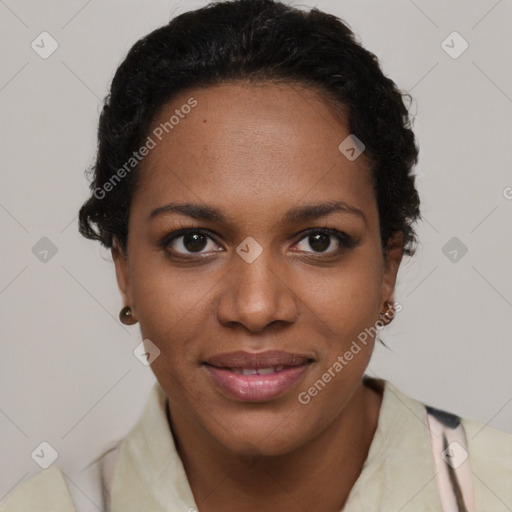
[111,237,133,308]
[380,231,404,309]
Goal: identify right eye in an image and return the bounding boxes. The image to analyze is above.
[161,229,223,256]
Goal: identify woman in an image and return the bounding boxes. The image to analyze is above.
[1,0,510,511]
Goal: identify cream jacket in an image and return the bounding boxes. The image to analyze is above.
[1,377,511,511]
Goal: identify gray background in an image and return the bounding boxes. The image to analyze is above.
[1,0,511,500]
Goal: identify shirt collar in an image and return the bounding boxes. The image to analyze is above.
[110,380,197,512]
[110,376,437,512]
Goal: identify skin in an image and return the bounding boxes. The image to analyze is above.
[112,81,403,511]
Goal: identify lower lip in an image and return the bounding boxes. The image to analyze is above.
[204,364,310,402]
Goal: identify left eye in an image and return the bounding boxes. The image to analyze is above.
[293,229,352,254]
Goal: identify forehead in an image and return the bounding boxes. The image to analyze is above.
[131,81,375,222]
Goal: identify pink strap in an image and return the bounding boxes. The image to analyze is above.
[426,407,475,511]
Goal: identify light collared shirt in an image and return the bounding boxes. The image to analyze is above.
[1,377,511,511]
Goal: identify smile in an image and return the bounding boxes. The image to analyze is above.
[203,350,313,402]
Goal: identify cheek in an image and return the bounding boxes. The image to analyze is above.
[300,255,382,379]
[128,255,212,359]
[304,255,382,326]
[130,242,194,310]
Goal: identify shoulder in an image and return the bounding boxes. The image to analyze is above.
[461,416,512,508]
[0,441,121,512]
[405,381,512,509]
[382,379,512,509]
[392,379,512,473]
[462,415,512,462]
[0,465,76,512]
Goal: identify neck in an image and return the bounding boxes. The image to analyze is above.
[167,378,383,512]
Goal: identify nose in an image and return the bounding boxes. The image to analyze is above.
[216,250,299,333]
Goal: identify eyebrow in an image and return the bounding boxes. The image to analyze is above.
[148,200,366,225]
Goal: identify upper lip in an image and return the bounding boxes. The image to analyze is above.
[204,350,313,369]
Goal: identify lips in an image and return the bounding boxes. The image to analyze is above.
[205,350,312,369]
[203,350,313,402]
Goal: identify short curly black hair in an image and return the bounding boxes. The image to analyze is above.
[78,0,421,256]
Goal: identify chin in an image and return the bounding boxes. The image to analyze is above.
[223,434,300,460]
[207,408,312,459]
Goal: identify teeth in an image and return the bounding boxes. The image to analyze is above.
[231,366,286,375]
[258,366,285,374]
[257,367,275,374]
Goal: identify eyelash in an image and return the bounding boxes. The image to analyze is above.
[158,227,356,259]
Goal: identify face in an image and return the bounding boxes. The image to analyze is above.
[112,81,403,457]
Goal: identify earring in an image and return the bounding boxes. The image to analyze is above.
[379,301,395,324]
[119,305,137,325]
